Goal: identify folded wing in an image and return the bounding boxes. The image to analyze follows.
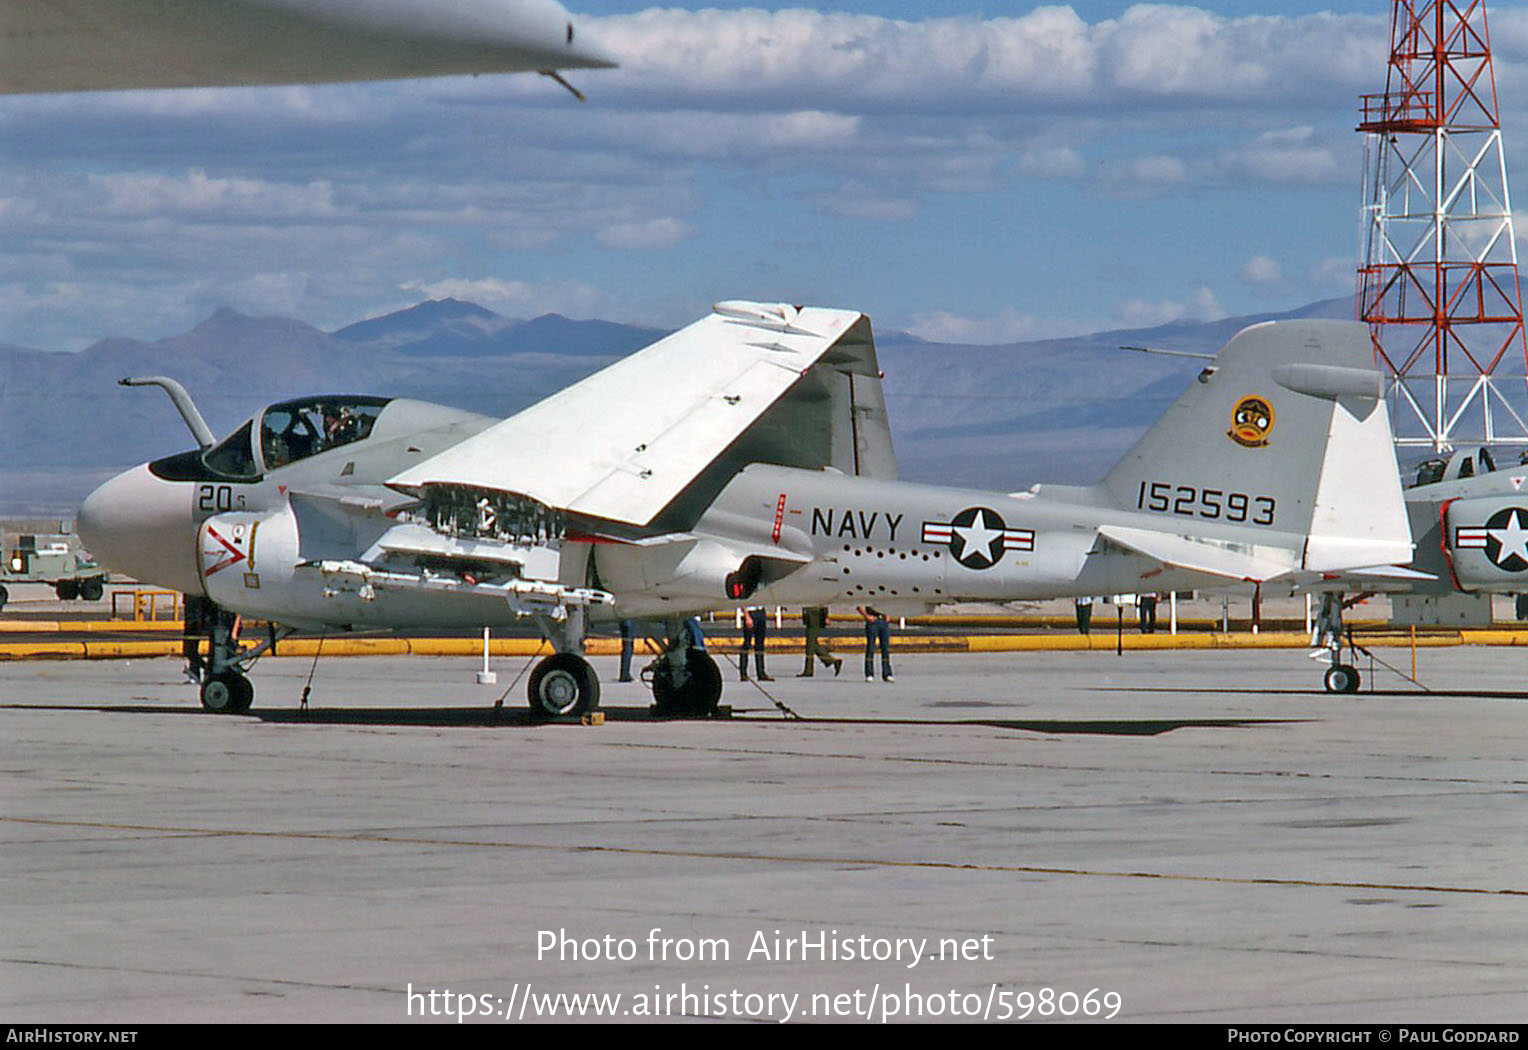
[387,302,889,527]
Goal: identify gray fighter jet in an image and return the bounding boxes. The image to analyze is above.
[79,303,1413,717]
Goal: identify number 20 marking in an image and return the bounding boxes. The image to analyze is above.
[197,484,244,513]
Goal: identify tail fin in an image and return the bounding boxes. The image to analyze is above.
[1102,320,1412,572]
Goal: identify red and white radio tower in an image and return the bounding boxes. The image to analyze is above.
[1358,0,1528,451]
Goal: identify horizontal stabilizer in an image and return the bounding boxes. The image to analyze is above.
[1098,524,1299,583]
[1342,565,1436,581]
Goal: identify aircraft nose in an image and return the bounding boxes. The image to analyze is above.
[78,465,203,595]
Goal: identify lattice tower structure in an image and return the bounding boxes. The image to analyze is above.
[1358,0,1528,450]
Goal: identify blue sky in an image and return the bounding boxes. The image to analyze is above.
[4,2,1527,349]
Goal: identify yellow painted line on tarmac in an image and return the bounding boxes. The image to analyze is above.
[80,640,186,659]
[913,614,1394,631]
[0,641,89,660]
[5,629,1528,661]
[78,619,184,632]
[0,619,183,633]
[1461,630,1528,646]
[406,638,555,657]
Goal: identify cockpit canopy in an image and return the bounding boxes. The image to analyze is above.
[259,396,387,470]
[151,395,392,483]
[1410,447,1504,488]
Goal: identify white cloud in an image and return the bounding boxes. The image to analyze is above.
[400,278,535,305]
[573,108,862,161]
[0,5,1427,350]
[1129,154,1188,184]
[1114,285,1226,327]
[1016,146,1085,179]
[228,271,313,317]
[399,277,605,318]
[761,110,862,148]
[803,181,918,221]
[90,169,338,219]
[578,6,1385,109]
[1219,126,1345,185]
[1239,255,1284,287]
[585,7,1099,103]
[1309,256,1359,294]
[905,308,1094,344]
[1096,153,1189,197]
[596,217,696,250]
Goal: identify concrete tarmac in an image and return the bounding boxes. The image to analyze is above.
[3,647,1527,1024]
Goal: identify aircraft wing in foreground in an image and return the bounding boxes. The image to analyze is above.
[0,0,615,94]
[80,308,1411,718]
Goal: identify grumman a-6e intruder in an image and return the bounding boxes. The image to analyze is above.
[79,304,1414,717]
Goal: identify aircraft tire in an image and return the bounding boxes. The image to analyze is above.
[201,671,254,713]
[652,650,722,718]
[55,579,79,601]
[79,577,104,601]
[528,653,600,719]
[1323,664,1360,695]
[0,583,8,611]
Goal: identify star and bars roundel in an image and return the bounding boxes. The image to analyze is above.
[922,506,1034,570]
[1455,506,1528,573]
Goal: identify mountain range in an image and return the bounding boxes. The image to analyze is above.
[0,295,1354,516]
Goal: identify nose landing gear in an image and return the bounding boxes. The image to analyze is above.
[200,670,255,713]
[184,595,288,713]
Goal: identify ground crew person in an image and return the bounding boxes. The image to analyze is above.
[739,606,772,681]
[857,604,894,682]
[798,606,842,677]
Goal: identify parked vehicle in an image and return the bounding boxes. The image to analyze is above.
[0,533,109,611]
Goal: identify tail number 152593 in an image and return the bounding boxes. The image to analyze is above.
[1136,481,1274,526]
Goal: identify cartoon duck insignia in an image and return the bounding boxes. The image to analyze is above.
[1228,395,1273,448]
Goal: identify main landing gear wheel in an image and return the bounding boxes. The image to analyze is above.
[527,653,600,719]
[55,579,78,601]
[200,671,254,713]
[651,650,723,718]
[79,577,104,601]
[1323,664,1360,694]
